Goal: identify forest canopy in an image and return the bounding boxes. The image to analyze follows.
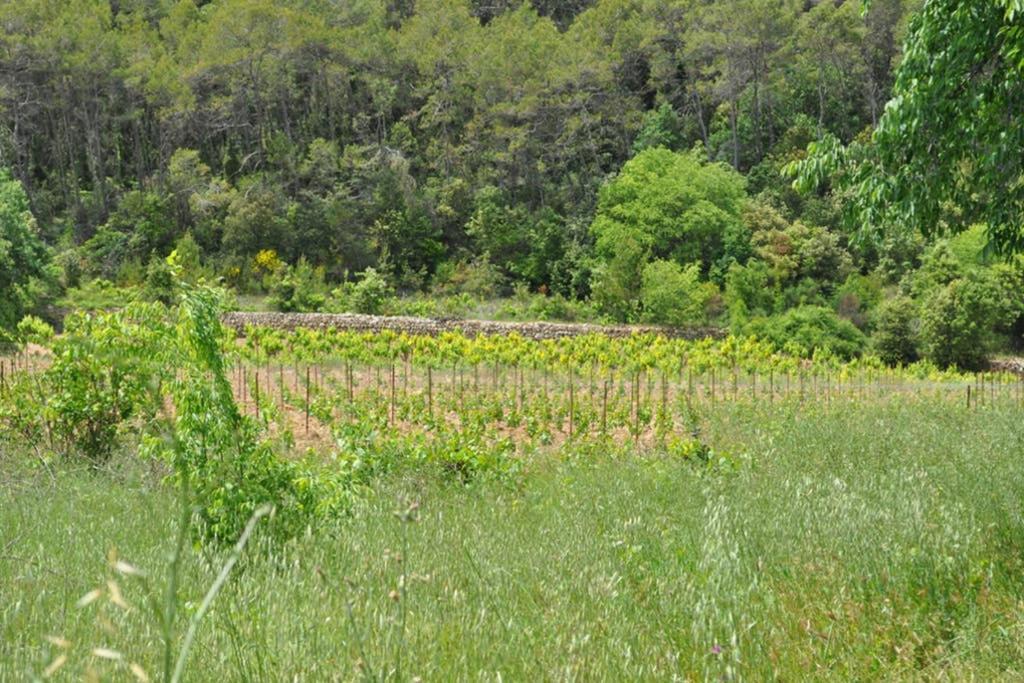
[0,0,1021,368]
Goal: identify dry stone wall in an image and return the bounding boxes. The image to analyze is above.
[989,358,1024,377]
[222,312,725,341]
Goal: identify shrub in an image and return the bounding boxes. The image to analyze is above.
[871,296,919,365]
[640,260,714,326]
[45,304,172,463]
[589,234,647,322]
[834,273,884,330]
[0,168,50,331]
[15,314,54,346]
[348,267,394,315]
[432,256,507,299]
[142,284,346,543]
[747,305,866,360]
[57,279,136,311]
[269,259,327,312]
[171,231,205,283]
[919,275,999,369]
[142,254,178,305]
[990,257,1024,346]
[724,260,776,329]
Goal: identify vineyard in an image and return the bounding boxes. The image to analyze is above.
[5,299,1024,680]
[4,323,1022,459]
[5,324,1022,460]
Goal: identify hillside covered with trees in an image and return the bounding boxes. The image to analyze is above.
[1,0,1022,368]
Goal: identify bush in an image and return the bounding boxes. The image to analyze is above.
[639,260,714,326]
[724,260,776,329]
[589,234,647,322]
[0,168,50,331]
[269,258,327,312]
[919,275,999,369]
[834,273,884,330]
[15,315,54,346]
[57,279,136,311]
[432,256,507,299]
[747,305,866,360]
[871,296,919,365]
[347,267,394,315]
[45,304,172,463]
[141,254,178,305]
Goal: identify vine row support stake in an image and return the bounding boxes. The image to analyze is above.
[601,380,608,435]
[633,371,641,443]
[346,360,353,403]
[660,371,667,433]
[390,362,396,425]
[568,368,575,440]
[427,365,433,420]
[305,365,311,434]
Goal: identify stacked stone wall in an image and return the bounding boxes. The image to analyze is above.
[222,312,725,341]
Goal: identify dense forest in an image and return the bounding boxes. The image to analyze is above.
[0,0,1021,368]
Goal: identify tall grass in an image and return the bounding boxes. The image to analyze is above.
[3,397,1024,680]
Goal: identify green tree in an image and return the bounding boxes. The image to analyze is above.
[748,305,866,360]
[791,0,1024,254]
[590,147,746,318]
[919,274,1001,370]
[640,260,714,326]
[633,103,683,154]
[871,295,919,366]
[0,170,49,331]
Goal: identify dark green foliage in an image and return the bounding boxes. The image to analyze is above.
[724,260,776,328]
[919,275,1001,370]
[432,257,507,299]
[269,259,328,313]
[871,296,919,365]
[791,0,1024,255]
[747,305,867,360]
[347,268,395,315]
[834,273,884,331]
[639,260,713,326]
[142,255,178,306]
[0,170,50,331]
[632,103,683,154]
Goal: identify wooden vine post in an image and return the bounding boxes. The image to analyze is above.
[568,367,575,440]
[304,365,311,434]
[601,379,609,435]
[427,365,434,419]
[659,371,668,438]
[633,370,641,442]
[390,362,396,425]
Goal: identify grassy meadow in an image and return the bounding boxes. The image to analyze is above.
[4,396,1024,681]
